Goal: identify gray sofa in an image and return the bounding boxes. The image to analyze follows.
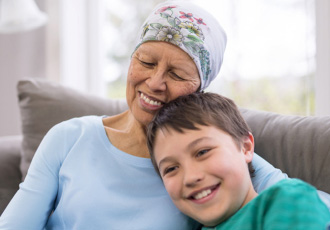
[1,79,330,215]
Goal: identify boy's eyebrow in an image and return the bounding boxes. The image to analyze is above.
[158,156,176,169]
[187,136,212,151]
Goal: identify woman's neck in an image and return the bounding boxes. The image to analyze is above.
[102,110,150,158]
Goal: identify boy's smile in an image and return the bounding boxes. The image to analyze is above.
[188,183,220,202]
[153,125,257,227]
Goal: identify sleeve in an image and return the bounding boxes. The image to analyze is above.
[262,179,330,230]
[0,123,70,230]
[251,153,289,193]
[318,190,330,212]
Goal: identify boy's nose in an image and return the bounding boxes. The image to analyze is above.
[183,165,204,187]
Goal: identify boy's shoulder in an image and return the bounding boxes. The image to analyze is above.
[257,178,319,208]
[204,179,330,230]
[262,178,315,196]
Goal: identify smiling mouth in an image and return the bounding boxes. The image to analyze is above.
[189,183,220,200]
[139,92,163,106]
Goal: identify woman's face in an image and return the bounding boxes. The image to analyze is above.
[126,41,200,126]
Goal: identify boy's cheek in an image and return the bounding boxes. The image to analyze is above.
[164,178,181,200]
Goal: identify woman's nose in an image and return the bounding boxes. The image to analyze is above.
[145,69,167,92]
[183,165,204,188]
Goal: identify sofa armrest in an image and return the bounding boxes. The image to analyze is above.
[0,135,22,215]
[0,135,22,188]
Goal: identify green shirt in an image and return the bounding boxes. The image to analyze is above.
[203,179,330,230]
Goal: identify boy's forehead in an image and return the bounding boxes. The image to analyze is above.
[154,128,176,149]
[153,127,179,161]
[156,126,178,139]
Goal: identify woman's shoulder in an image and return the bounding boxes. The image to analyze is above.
[37,115,105,160]
[52,115,104,133]
[42,115,104,147]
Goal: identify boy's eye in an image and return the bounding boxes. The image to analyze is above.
[196,149,210,158]
[163,166,178,175]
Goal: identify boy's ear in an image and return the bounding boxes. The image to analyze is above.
[243,132,254,163]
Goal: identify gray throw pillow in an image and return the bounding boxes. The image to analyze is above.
[17,79,128,179]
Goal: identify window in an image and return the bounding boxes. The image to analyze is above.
[196,0,315,115]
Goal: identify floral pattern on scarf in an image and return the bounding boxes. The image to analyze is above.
[140,6,211,81]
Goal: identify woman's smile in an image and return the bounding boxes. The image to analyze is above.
[139,92,164,111]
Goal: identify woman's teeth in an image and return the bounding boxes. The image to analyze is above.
[194,189,212,200]
[140,93,162,106]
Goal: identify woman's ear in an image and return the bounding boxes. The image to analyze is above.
[243,132,254,163]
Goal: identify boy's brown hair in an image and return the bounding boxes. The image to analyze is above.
[147,92,254,176]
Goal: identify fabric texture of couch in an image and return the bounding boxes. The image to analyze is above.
[0,78,330,215]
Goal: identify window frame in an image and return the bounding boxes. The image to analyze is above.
[315,0,330,115]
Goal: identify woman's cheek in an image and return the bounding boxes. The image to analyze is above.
[180,80,201,95]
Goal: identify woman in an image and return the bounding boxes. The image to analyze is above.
[0,1,327,229]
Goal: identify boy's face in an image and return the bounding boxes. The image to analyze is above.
[153,125,257,227]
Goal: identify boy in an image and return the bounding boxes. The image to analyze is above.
[147,92,330,229]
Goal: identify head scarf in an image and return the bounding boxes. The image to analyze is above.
[134,1,227,90]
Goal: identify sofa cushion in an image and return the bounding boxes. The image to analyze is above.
[17,79,128,179]
[240,108,330,193]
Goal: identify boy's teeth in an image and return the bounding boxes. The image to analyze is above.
[140,93,161,106]
[194,189,212,200]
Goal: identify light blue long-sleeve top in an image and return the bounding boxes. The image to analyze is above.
[0,116,328,230]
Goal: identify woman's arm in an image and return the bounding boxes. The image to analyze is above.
[0,124,68,229]
[251,153,288,192]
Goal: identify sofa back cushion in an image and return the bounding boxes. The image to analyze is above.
[240,108,330,193]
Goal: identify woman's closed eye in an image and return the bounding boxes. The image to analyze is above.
[169,72,185,81]
[140,60,155,67]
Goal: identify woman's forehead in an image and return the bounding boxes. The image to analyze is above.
[137,42,196,66]
[138,42,188,57]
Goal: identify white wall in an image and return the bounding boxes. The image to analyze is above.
[0,0,48,137]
